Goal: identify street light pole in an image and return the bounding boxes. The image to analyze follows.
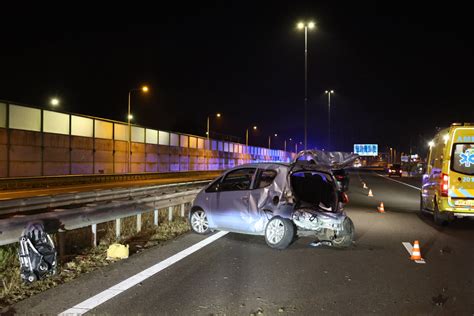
[325,90,334,151]
[127,91,132,173]
[246,125,257,147]
[304,25,308,150]
[298,21,315,150]
[269,133,278,149]
[127,85,149,173]
[246,128,249,147]
[206,113,221,140]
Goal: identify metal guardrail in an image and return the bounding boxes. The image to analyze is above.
[0,170,222,190]
[0,180,209,216]
[0,180,211,246]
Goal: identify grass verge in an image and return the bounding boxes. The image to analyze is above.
[0,217,190,310]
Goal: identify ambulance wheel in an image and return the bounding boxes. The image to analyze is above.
[433,200,447,226]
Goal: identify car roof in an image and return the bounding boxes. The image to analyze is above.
[227,162,291,169]
[225,161,333,173]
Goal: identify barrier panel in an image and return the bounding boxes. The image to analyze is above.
[0,101,295,178]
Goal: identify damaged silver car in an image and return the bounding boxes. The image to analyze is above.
[189,161,355,249]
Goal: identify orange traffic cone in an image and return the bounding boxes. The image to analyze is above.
[410,240,422,260]
[377,202,385,213]
[368,189,373,197]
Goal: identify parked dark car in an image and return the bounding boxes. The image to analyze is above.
[387,163,402,177]
[332,169,349,191]
[190,162,354,250]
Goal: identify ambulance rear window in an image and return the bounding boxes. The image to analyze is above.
[451,144,474,175]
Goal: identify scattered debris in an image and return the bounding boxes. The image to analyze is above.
[0,217,190,310]
[106,244,129,260]
[309,240,332,247]
[432,294,448,307]
[440,246,452,254]
[278,307,285,313]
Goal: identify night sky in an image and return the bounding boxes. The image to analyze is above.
[1,2,473,155]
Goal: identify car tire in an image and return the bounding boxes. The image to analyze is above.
[190,208,211,234]
[265,216,294,250]
[330,217,355,248]
[433,200,446,226]
[419,193,426,215]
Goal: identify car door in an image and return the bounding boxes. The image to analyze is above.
[210,168,256,231]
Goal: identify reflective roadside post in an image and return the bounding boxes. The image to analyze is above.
[128,85,149,173]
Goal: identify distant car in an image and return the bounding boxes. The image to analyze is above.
[190,162,354,249]
[332,169,349,192]
[387,164,402,177]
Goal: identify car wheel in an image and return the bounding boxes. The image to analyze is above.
[329,217,354,248]
[433,200,446,226]
[419,193,426,215]
[190,209,210,234]
[265,217,294,250]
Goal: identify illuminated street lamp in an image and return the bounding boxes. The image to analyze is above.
[246,125,258,146]
[127,85,149,173]
[325,90,334,150]
[297,20,316,150]
[50,98,60,107]
[268,133,278,149]
[206,113,222,140]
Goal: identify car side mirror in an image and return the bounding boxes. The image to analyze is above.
[339,191,349,204]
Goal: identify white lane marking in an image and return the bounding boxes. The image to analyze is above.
[402,242,426,264]
[375,173,421,191]
[59,231,229,316]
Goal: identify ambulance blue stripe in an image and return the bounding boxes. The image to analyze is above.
[449,189,458,197]
[458,188,474,198]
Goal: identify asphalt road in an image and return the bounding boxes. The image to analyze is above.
[11,171,474,315]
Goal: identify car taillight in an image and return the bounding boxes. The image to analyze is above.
[441,173,449,197]
[336,175,343,180]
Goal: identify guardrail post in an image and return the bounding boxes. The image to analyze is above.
[168,206,173,222]
[180,203,185,217]
[115,218,121,239]
[136,213,142,232]
[91,224,97,247]
[154,209,159,226]
[57,229,66,263]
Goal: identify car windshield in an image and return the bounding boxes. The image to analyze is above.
[392,164,401,169]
